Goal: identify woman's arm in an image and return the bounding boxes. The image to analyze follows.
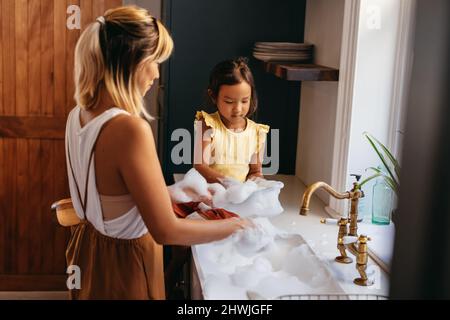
[116,116,248,245]
[193,119,226,184]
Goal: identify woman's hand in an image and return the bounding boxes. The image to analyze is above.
[230,217,255,232]
[198,194,213,207]
[182,186,213,206]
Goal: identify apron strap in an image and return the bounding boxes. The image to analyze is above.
[66,110,124,219]
[67,138,99,219]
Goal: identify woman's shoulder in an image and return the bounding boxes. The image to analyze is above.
[95,114,154,167]
[104,114,153,144]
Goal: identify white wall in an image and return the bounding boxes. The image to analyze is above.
[345,0,402,215]
[296,0,346,205]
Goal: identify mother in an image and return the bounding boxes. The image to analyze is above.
[65,5,249,300]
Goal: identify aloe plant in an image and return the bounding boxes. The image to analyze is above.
[358,132,400,197]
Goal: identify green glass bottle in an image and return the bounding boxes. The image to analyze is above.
[371,174,393,225]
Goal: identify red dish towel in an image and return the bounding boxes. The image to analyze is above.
[172,202,239,220]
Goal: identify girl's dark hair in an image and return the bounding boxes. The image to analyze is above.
[206,57,258,117]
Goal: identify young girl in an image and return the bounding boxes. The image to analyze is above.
[194,57,270,184]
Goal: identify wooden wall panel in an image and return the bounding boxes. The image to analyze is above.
[0,116,66,139]
[0,0,3,115]
[0,139,4,271]
[40,140,56,273]
[81,0,93,32]
[52,140,70,274]
[28,139,42,273]
[93,0,106,19]
[2,0,16,116]
[41,0,54,116]
[65,0,80,115]
[28,0,42,116]
[15,0,28,116]
[1,139,18,274]
[0,0,123,290]
[16,139,29,274]
[53,0,66,118]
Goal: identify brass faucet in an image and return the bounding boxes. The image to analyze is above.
[329,217,374,286]
[344,234,374,286]
[335,218,353,264]
[300,182,350,215]
[301,181,374,286]
[300,181,362,238]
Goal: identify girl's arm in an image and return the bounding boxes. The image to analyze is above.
[247,127,268,181]
[193,119,226,184]
[247,149,264,180]
[116,116,248,245]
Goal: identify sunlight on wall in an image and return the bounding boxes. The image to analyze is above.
[346,0,402,218]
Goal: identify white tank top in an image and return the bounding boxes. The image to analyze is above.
[65,106,148,239]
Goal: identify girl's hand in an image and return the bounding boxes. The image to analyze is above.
[218,176,241,188]
[247,173,265,182]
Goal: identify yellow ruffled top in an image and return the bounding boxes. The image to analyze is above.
[194,110,270,182]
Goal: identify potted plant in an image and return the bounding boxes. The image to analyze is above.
[357,132,400,224]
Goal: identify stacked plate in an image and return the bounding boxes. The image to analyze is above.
[253,42,314,62]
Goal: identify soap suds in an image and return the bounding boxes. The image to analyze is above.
[196,222,345,299]
[168,169,284,218]
[230,257,273,288]
[172,170,344,299]
[281,244,334,288]
[232,218,280,256]
[168,169,211,203]
[213,177,284,218]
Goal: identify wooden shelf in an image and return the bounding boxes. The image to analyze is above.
[262,61,339,81]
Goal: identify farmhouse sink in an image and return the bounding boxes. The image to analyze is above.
[192,232,346,300]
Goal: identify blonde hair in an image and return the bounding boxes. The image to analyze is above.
[74,5,173,118]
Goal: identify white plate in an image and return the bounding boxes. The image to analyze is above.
[253,51,311,58]
[253,53,312,62]
[253,48,312,54]
[255,42,313,49]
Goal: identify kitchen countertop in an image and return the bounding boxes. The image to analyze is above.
[174,174,391,299]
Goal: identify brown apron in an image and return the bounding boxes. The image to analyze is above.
[66,221,165,300]
[65,116,165,300]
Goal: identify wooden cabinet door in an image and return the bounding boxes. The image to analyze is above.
[0,0,122,291]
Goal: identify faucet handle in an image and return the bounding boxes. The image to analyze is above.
[335,218,353,264]
[320,218,338,225]
[353,234,374,287]
[342,234,371,245]
[358,234,371,243]
[342,235,358,244]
